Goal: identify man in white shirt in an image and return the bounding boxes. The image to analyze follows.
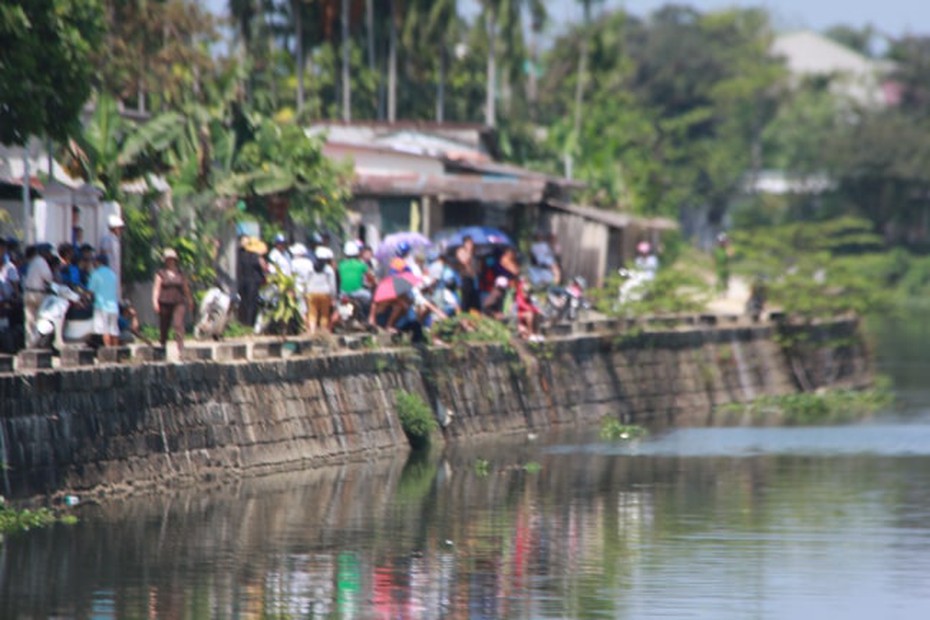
[267,233,292,277]
[100,214,124,299]
[23,243,55,347]
[290,243,315,320]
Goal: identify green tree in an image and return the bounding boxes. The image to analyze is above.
[221,114,351,230]
[92,0,220,114]
[0,0,104,145]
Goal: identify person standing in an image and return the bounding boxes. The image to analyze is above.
[22,243,55,347]
[100,214,124,299]
[152,248,193,355]
[290,243,315,327]
[237,237,268,328]
[87,254,120,347]
[305,246,336,334]
[455,236,479,313]
[338,240,371,304]
[714,233,733,294]
[267,233,292,276]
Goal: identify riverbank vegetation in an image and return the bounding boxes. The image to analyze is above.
[394,389,437,450]
[718,383,894,425]
[0,500,76,537]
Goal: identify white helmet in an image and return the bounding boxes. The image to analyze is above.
[315,245,334,260]
[343,240,360,257]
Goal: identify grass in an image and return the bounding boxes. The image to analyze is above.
[0,505,59,535]
[718,384,894,425]
[395,389,438,449]
[600,419,650,441]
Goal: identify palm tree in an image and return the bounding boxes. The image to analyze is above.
[573,1,606,139]
[479,0,546,127]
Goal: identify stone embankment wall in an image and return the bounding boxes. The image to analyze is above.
[0,318,870,499]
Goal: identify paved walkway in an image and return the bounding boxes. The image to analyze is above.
[705,276,750,316]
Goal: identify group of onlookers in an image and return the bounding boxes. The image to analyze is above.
[0,214,127,351]
[233,230,563,344]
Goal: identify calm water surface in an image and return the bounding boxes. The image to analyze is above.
[3,316,929,619]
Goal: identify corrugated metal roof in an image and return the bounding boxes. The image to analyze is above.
[353,172,547,204]
[546,201,678,231]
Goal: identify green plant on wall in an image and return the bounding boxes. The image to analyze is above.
[395,389,437,450]
[600,419,649,441]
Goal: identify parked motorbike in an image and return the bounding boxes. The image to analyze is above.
[32,283,93,349]
[745,278,767,322]
[333,292,373,333]
[253,283,279,335]
[617,267,652,307]
[195,287,235,340]
[544,276,589,323]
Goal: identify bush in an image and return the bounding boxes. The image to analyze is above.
[600,419,649,441]
[0,505,57,535]
[395,389,437,449]
[719,385,894,425]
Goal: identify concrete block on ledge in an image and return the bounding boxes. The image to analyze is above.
[60,347,96,367]
[214,343,247,361]
[97,346,131,364]
[181,346,214,362]
[133,345,166,362]
[251,341,282,359]
[17,349,53,370]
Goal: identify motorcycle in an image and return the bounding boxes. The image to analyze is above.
[617,267,652,307]
[745,279,767,322]
[32,283,94,350]
[253,283,280,335]
[195,287,235,340]
[544,276,589,324]
[333,292,373,333]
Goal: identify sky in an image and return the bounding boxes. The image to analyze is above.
[204,0,929,41]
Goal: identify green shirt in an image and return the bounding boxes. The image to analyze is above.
[338,258,368,293]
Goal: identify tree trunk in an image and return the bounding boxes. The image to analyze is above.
[366,0,379,119]
[437,47,446,122]
[485,11,497,127]
[571,37,589,140]
[388,0,397,122]
[294,0,304,114]
[341,0,351,120]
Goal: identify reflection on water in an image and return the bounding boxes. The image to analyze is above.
[4,426,930,619]
[3,314,930,619]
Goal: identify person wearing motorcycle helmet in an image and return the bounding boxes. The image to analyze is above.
[394,241,425,279]
[633,240,659,281]
[305,245,337,334]
[339,240,369,298]
[268,233,292,276]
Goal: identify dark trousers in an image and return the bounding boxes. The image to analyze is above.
[159,303,186,350]
[238,280,260,326]
[460,276,479,313]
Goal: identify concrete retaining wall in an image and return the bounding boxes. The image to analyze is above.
[0,318,871,500]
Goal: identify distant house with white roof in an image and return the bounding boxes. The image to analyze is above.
[772,30,898,107]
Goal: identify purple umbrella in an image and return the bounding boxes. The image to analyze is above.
[375,231,433,262]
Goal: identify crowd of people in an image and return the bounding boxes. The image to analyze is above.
[0,214,137,352]
[235,230,565,345]
[0,219,571,354]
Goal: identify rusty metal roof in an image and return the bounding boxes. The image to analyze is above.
[353,172,547,204]
[546,201,678,231]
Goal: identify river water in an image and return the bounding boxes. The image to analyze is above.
[3,318,930,620]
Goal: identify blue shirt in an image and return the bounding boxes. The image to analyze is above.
[60,264,81,287]
[87,265,119,313]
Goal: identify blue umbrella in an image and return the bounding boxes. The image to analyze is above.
[447,226,513,248]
